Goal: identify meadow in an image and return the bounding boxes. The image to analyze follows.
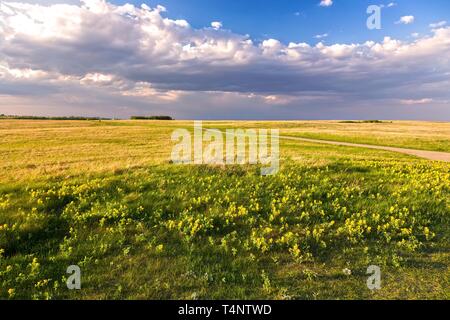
[0,120,449,299]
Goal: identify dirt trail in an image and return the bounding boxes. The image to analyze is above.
[280,135,450,162]
[206,128,450,162]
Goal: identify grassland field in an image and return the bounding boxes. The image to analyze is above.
[0,120,449,299]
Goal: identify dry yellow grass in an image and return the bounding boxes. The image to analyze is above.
[201,120,450,152]
[1,119,429,184]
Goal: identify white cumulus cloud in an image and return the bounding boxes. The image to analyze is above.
[429,21,447,28]
[211,21,222,30]
[314,33,328,39]
[319,0,333,7]
[396,15,415,25]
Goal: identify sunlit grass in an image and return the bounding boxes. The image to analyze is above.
[0,120,448,300]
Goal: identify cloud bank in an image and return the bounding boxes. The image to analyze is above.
[0,0,449,119]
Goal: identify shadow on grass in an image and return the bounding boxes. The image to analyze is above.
[3,216,69,258]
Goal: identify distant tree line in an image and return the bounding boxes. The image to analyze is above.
[0,114,175,120]
[339,120,391,124]
[130,116,174,120]
[0,114,111,120]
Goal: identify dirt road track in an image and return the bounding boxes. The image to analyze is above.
[207,128,450,162]
[280,136,450,162]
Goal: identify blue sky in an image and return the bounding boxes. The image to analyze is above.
[15,0,450,45]
[1,0,450,120]
[115,0,450,44]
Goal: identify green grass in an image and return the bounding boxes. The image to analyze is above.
[0,120,449,300]
[200,120,450,152]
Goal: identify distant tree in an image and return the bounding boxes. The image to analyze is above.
[339,120,389,124]
[130,116,173,120]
